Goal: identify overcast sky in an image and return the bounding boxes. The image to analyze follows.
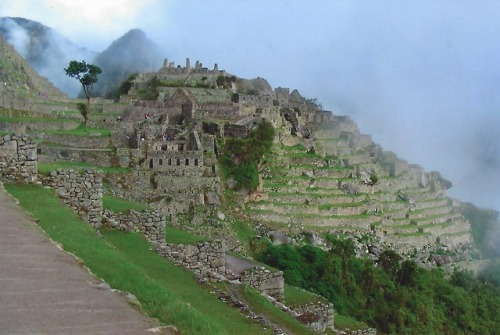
[1,0,499,211]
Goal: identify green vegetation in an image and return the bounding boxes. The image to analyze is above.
[38,161,129,175]
[106,72,138,100]
[5,183,271,335]
[164,226,207,244]
[255,236,500,334]
[220,119,275,190]
[64,60,102,129]
[284,284,325,306]
[0,115,75,123]
[304,97,323,110]
[216,75,236,89]
[102,194,148,213]
[43,124,112,136]
[334,314,369,331]
[238,285,317,335]
[462,202,500,257]
[229,217,256,251]
[135,76,160,100]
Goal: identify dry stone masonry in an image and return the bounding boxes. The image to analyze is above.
[291,302,334,332]
[43,169,103,227]
[0,134,37,183]
[156,240,226,281]
[240,267,285,302]
[102,209,165,243]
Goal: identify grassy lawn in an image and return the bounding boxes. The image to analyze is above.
[284,284,327,306]
[0,115,74,123]
[44,124,112,136]
[103,194,149,213]
[334,314,369,331]
[5,183,269,335]
[102,229,272,335]
[164,225,207,244]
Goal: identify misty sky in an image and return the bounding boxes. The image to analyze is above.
[1,0,499,211]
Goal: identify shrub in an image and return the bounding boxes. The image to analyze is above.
[220,119,274,190]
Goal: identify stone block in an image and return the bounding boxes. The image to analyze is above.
[0,140,17,159]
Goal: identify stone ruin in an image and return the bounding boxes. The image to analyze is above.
[42,169,103,227]
[0,134,37,184]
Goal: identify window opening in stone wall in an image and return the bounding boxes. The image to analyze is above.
[168,158,172,165]
[149,159,153,169]
[194,159,199,166]
[185,158,189,166]
[177,159,180,166]
[159,158,163,166]
[212,164,216,174]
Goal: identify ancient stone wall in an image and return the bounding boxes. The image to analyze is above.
[41,134,113,149]
[291,302,334,332]
[156,240,226,281]
[200,101,237,112]
[240,267,285,302]
[43,169,102,227]
[224,123,248,138]
[0,134,37,183]
[237,94,274,108]
[200,105,241,120]
[0,120,80,133]
[148,150,204,170]
[201,134,216,152]
[102,209,165,243]
[340,328,377,335]
[37,147,114,168]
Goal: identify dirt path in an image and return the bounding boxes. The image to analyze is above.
[226,283,295,335]
[0,183,160,335]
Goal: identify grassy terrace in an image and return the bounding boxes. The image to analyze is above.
[0,115,76,123]
[213,283,318,335]
[165,226,207,244]
[244,207,373,220]
[249,199,367,208]
[407,204,451,216]
[393,231,432,237]
[409,210,456,224]
[4,183,279,335]
[44,124,112,136]
[284,285,327,306]
[103,194,149,213]
[38,161,130,175]
[334,314,370,332]
[265,190,351,197]
[418,219,453,229]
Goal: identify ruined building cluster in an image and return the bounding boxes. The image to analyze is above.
[1,55,477,334]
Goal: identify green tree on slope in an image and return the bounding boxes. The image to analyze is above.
[64,60,102,129]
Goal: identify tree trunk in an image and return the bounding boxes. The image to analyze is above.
[85,97,90,131]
